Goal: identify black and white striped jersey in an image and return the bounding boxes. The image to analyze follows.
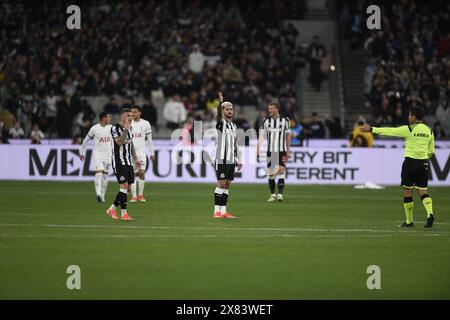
[111,123,134,167]
[215,118,239,164]
[261,117,291,152]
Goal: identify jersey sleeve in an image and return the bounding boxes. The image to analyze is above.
[216,120,223,130]
[260,118,266,129]
[428,130,435,159]
[285,117,291,133]
[111,124,120,139]
[372,125,410,138]
[87,126,95,139]
[145,122,152,136]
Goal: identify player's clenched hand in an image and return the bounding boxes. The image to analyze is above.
[218,91,224,103]
[359,124,371,133]
[236,163,243,171]
[150,155,155,161]
[79,155,85,161]
[135,159,141,167]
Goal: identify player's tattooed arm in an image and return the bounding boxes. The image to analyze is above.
[216,91,224,122]
[114,124,131,145]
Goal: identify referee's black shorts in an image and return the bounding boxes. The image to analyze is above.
[267,151,287,170]
[215,162,235,181]
[401,157,429,189]
[113,164,135,184]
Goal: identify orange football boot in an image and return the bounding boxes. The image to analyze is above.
[106,208,119,220]
[121,212,134,221]
[213,211,223,219]
[222,212,237,219]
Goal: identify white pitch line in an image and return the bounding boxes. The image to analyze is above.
[0,233,446,239]
[0,223,449,235]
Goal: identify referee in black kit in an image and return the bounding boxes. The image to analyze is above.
[106,108,140,221]
[212,92,243,219]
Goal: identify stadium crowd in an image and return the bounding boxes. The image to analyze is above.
[0,0,305,142]
[341,0,450,139]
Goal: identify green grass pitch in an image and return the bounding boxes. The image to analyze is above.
[0,181,449,299]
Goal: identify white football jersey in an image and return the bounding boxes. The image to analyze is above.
[131,119,152,152]
[86,123,113,159]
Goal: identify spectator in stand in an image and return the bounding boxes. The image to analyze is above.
[436,99,450,128]
[163,94,187,131]
[103,97,121,115]
[30,124,45,144]
[0,121,9,144]
[141,100,158,131]
[235,112,250,131]
[188,44,205,74]
[434,121,447,139]
[0,105,15,130]
[324,116,343,138]
[9,121,25,139]
[290,118,304,146]
[309,112,325,138]
[184,91,202,114]
[72,135,83,145]
[392,104,407,127]
[45,90,58,137]
[254,110,268,139]
[56,96,73,138]
[349,118,373,148]
[299,116,312,140]
[307,35,326,91]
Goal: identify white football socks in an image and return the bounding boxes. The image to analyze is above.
[138,179,145,195]
[100,174,108,199]
[131,182,137,198]
[94,172,102,196]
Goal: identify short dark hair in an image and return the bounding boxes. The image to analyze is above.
[410,106,425,120]
[131,105,141,112]
[99,112,109,121]
[120,108,132,115]
[269,102,279,109]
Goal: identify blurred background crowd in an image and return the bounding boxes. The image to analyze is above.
[1,0,450,147]
[341,0,450,143]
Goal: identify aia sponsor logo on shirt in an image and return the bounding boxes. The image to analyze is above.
[98,136,111,143]
[133,132,143,138]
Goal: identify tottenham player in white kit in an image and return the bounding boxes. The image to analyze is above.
[130,105,155,202]
[80,112,112,202]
